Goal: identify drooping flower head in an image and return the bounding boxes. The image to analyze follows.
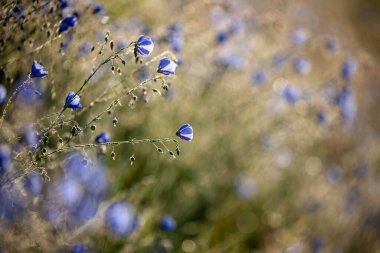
[135,36,154,57]
[65,91,82,110]
[176,124,193,141]
[95,132,110,143]
[157,57,177,75]
[59,15,78,33]
[105,201,139,237]
[30,60,48,78]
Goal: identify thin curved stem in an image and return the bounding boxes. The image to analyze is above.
[38,138,178,160]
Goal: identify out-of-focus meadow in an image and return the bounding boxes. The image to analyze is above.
[0,0,380,252]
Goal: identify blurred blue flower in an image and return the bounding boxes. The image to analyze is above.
[216,31,229,44]
[293,56,311,75]
[251,69,267,85]
[0,145,12,176]
[326,165,341,184]
[310,237,324,253]
[23,125,40,148]
[176,124,193,141]
[341,57,357,81]
[167,23,183,52]
[95,132,110,143]
[135,36,154,57]
[0,185,26,225]
[216,55,246,70]
[30,60,48,78]
[59,15,78,33]
[106,201,139,237]
[325,37,338,53]
[272,52,288,68]
[316,111,326,124]
[59,0,69,10]
[13,4,24,19]
[65,91,82,110]
[92,5,104,15]
[235,178,256,199]
[0,85,6,104]
[24,171,43,195]
[78,42,92,56]
[57,178,83,207]
[291,28,309,47]
[335,86,356,123]
[282,85,300,104]
[157,58,177,75]
[159,215,176,232]
[117,40,127,50]
[71,244,88,253]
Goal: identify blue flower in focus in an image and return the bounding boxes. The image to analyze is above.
[293,56,311,75]
[95,132,110,143]
[24,171,43,195]
[0,85,7,104]
[282,85,300,104]
[30,60,48,78]
[106,201,139,237]
[341,58,357,81]
[176,124,193,141]
[0,144,12,176]
[59,15,78,33]
[65,91,82,110]
[135,36,154,57]
[157,58,177,75]
[159,215,176,232]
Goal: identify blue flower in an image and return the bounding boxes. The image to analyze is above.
[176,124,193,141]
[65,91,82,110]
[59,0,69,10]
[157,58,177,75]
[341,58,357,81]
[291,28,309,47]
[30,60,48,78]
[92,5,104,15]
[95,132,110,143]
[57,178,83,207]
[282,85,300,104]
[293,56,311,75]
[251,69,267,85]
[159,215,176,232]
[106,201,139,237]
[0,85,7,104]
[24,171,43,195]
[71,244,88,253]
[167,23,183,52]
[135,36,154,57]
[0,144,12,176]
[216,31,228,44]
[59,15,78,33]
[325,37,338,53]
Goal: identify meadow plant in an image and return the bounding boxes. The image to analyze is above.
[0,0,380,252]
